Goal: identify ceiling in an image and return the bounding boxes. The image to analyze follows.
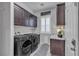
[23,2,62,12]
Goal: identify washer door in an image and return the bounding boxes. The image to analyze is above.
[22,40,32,54]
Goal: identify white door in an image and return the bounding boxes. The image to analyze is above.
[65,2,78,56]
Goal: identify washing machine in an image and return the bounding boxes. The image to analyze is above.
[14,35,32,56]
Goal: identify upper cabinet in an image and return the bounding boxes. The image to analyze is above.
[14,4,37,27]
[14,4,24,26]
[29,14,37,27]
[57,3,65,25]
[23,9,30,26]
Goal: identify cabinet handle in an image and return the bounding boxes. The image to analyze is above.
[71,39,76,46]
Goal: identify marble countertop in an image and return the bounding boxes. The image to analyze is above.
[50,35,65,40]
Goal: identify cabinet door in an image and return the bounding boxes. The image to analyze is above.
[24,10,30,26]
[50,39,65,56]
[14,4,24,26]
[33,15,37,27]
[29,15,37,27]
[57,3,65,25]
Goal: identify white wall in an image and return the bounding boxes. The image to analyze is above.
[51,7,57,35]
[77,2,79,56]
[0,2,12,56]
[78,3,79,56]
[0,3,4,56]
[14,26,39,34]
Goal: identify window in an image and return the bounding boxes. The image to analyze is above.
[41,15,51,33]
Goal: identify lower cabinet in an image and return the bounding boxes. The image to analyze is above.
[50,39,65,56]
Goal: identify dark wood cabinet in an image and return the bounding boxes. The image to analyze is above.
[14,4,37,27]
[29,14,37,27]
[24,10,30,26]
[50,39,65,56]
[14,4,24,26]
[57,3,65,25]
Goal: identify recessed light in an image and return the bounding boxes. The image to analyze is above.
[40,3,44,6]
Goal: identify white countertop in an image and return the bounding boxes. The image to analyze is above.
[50,35,65,40]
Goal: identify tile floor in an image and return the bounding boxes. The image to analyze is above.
[30,43,51,56]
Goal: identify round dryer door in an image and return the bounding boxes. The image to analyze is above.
[22,40,32,54]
